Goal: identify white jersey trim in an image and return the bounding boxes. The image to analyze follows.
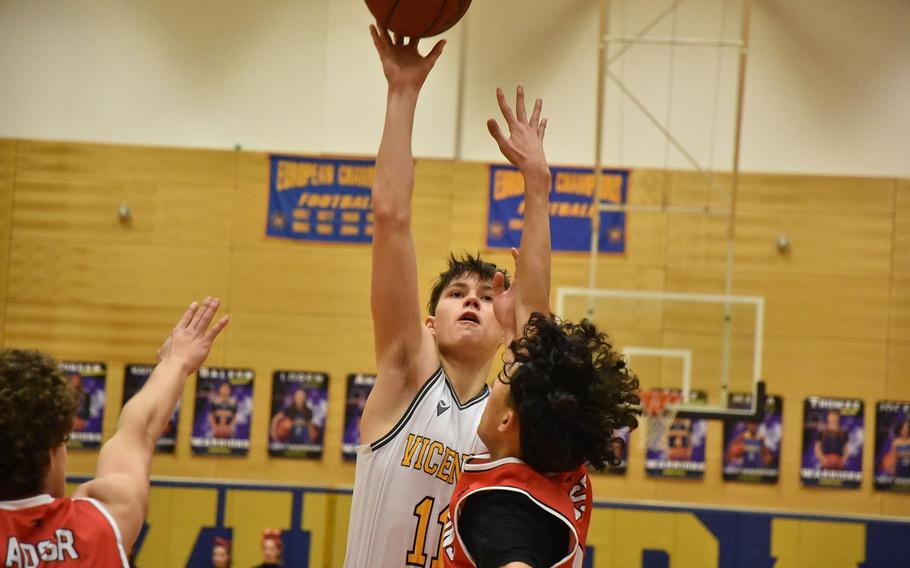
[443,375,490,410]
[357,367,491,455]
[359,367,445,454]
[0,494,54,510]
[463,456,526,472]
[74,497,131,568]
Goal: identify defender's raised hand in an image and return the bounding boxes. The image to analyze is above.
[488,85,550,179]
[492,248,520,345]
[157,297,229,375]
[370,24,445,92]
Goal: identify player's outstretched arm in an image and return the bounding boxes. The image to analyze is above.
[363,26,445,442]
[488,86,551,330]
[72,298,228,550]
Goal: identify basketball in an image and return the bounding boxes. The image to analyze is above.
[821,455,844,470]
[365,0,472,38]
[274,417,292,442]
[213,423,233,439]
[729,442,745,459]
[882,451,896,474]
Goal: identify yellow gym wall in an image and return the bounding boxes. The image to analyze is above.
[1,137,908,522]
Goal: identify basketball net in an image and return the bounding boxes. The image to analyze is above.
[641,389,683,451]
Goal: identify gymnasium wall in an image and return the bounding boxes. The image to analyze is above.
[61,478,910,567]
[1,137,908,512]
[1,0,909,176]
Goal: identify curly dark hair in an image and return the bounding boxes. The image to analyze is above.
[0,349,77,499]
[427,253,510,315]
[502,313,640,473]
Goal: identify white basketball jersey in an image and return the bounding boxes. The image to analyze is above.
[344,367,489,568]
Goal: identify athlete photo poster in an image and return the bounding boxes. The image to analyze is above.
[722,394,783,483]
[874,400,910,492]
[800,396,864,489]
[122,364,179,453]
[645,389,708,479]
[60,361,106,450]
[605,427,630,475]
[191,367,255,456]
[268,370,329,459]
[342,373,376,461]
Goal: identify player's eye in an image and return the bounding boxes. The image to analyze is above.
[482,295,493,302]
[450,291,463,298]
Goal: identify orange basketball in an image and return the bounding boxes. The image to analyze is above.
[882,451,896,474]
[213,424,233,439]
[729,442,745,459]
[274,417,292,442]
[365,0,472,38]
[821,455,844,469]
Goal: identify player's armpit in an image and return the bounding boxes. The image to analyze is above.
[72,469,147,551]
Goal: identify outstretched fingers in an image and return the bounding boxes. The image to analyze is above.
[537,118,548,142]
[197,298,221,333]
[529,98,542,129]
[188,297,212,330]
[495,87,518,128]
[369,24,389,52]
[425,39,446,64]
[515,85,528,124]
[492,271,507,296]
[487,118,514,158]
[487,118,506,144]
[510,247,520,283]
[205,315,230,342]
[176,301,199,330]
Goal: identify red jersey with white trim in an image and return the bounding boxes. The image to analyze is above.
[0,495,129,567]
[443,456,592,568]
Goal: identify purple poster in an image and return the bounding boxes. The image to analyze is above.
[605,427,630,475]
[342,373,376,461]
[268,370,329,459]
[800,397,864,489]
[645,389,707,479]
[122,364,179,453]
[723,394,783,483]
[191,367,255,456]
[60,361,106,450]
[874,400,910,492]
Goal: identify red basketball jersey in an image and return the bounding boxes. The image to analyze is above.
[443,456,592,568]
[0,495,129,567]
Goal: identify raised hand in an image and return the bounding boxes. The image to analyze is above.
[157,297,229,375]
[369,24,445,92]
[487,86,550,179]
[492,248,520,345]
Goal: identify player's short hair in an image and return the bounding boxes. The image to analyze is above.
[0,349,77,499]
[427,253,509,315]
[501,313,640,473]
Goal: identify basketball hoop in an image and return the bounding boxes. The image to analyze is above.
[640,389,683,451]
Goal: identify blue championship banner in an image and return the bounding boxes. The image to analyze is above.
[267,155,375,243]
[487,164,629,253]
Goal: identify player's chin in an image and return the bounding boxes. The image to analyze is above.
[447,327,500,348]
